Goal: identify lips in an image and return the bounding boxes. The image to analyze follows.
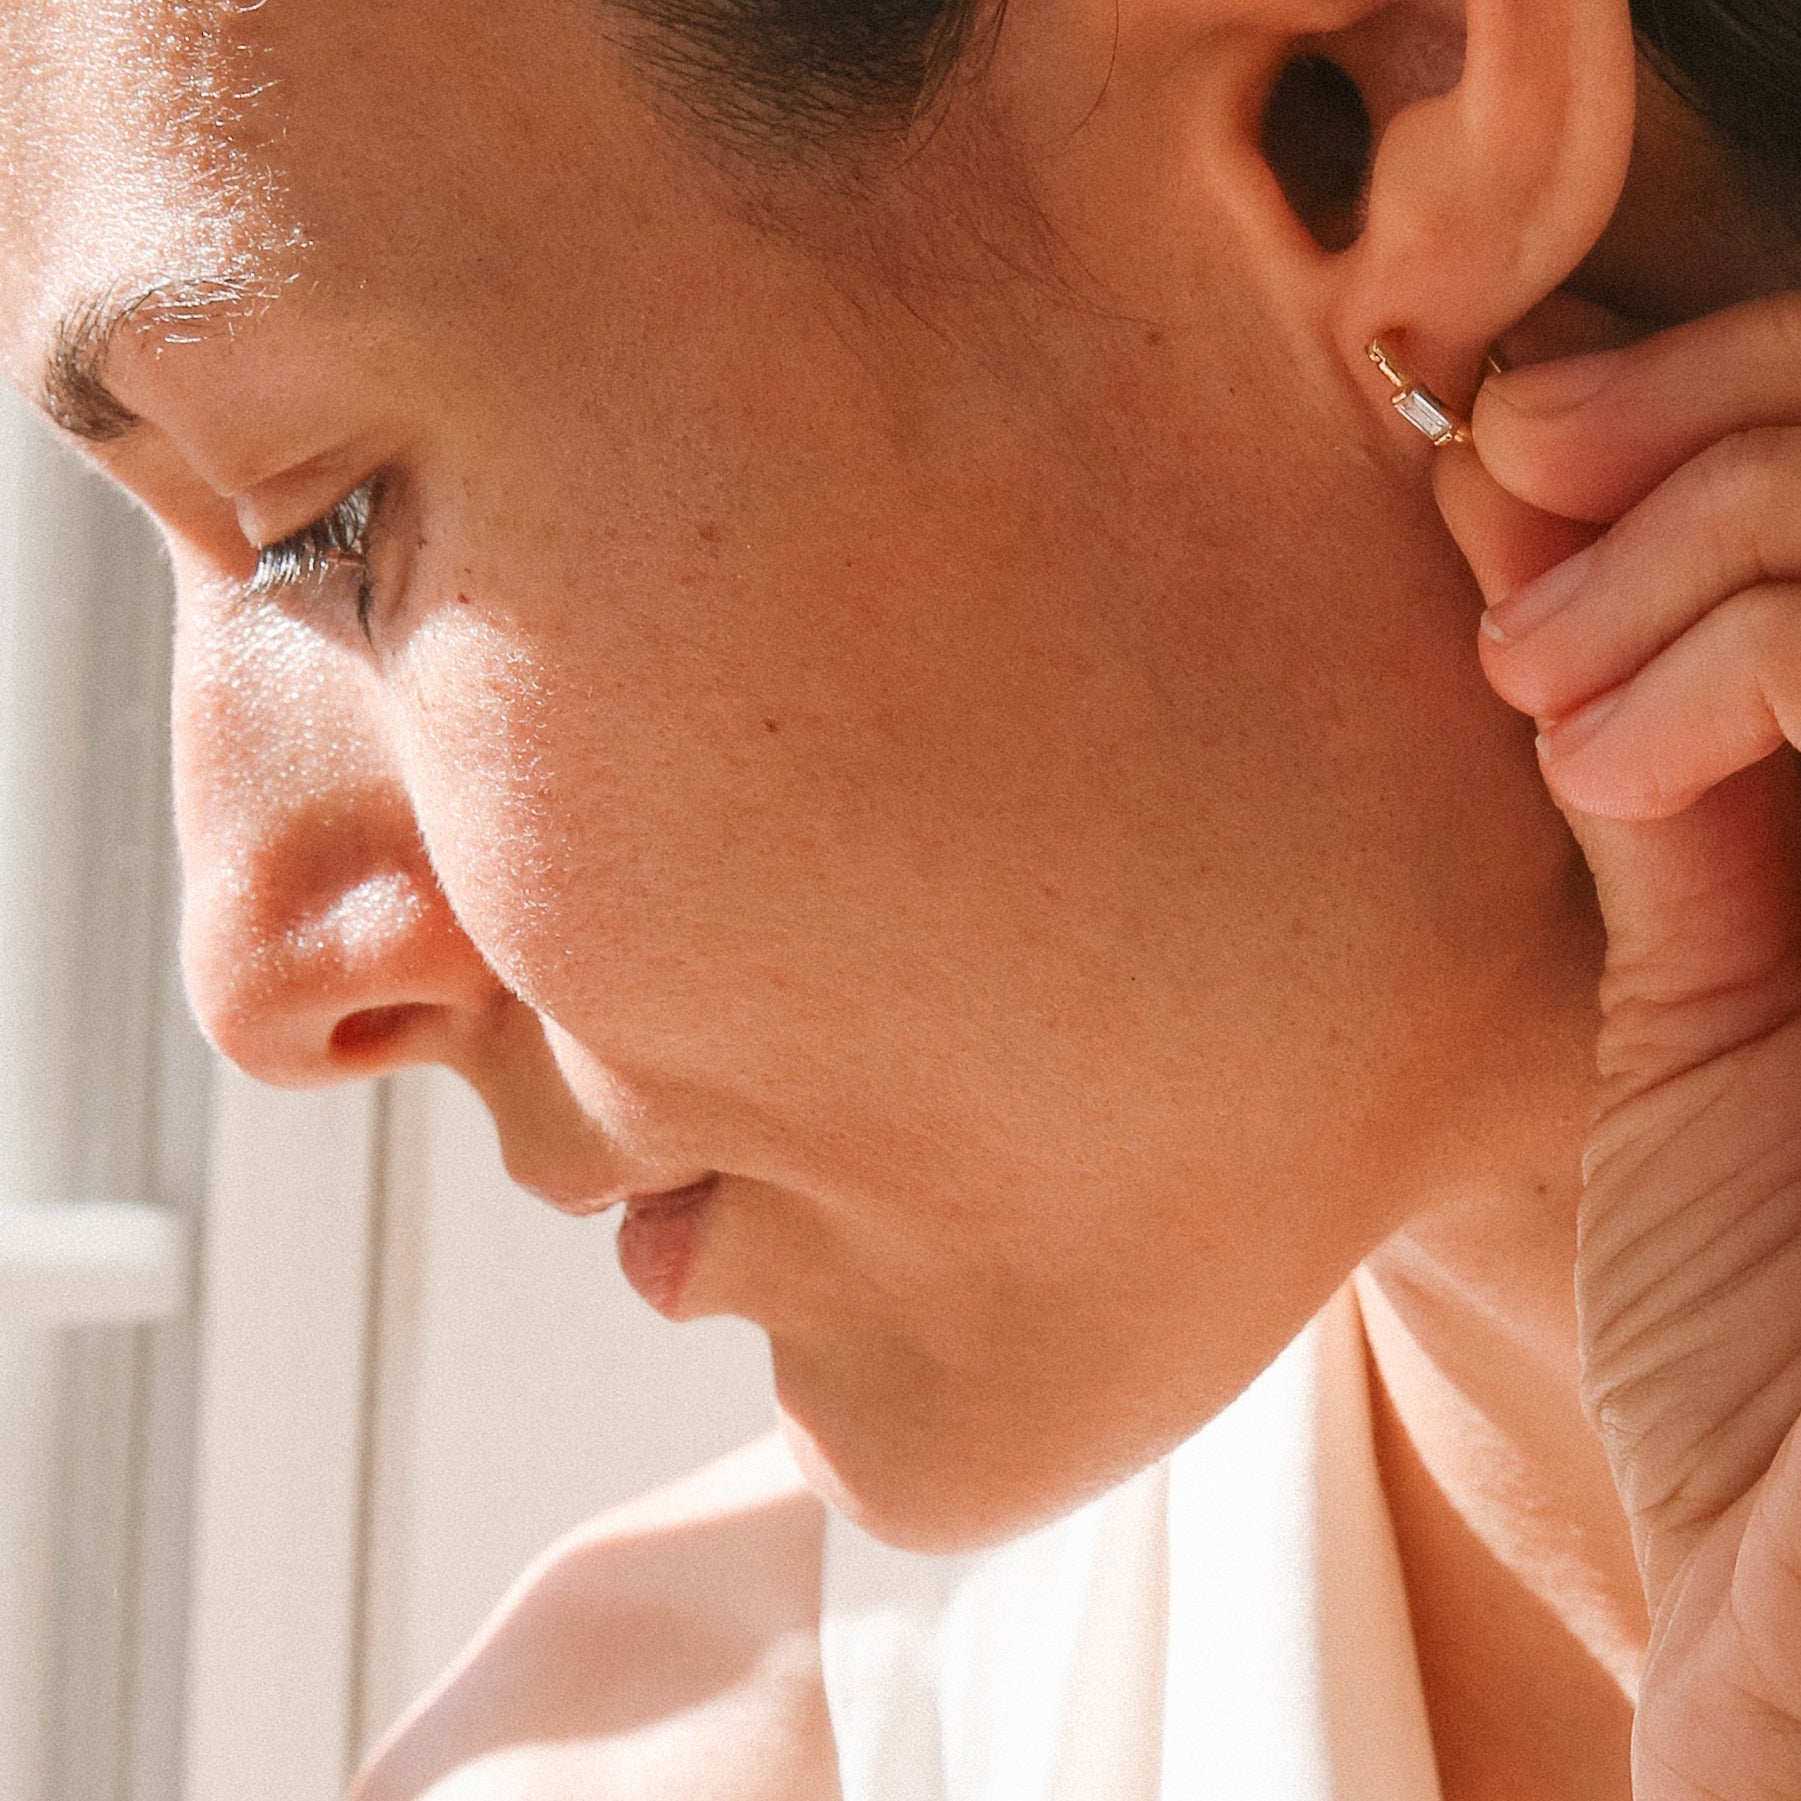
[614,1175,720,1317]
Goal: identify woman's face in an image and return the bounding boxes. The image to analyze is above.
[0,0,1590,1544]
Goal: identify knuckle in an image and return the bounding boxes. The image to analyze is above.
[1690,427,1782,518]
[1716,583,1799,662]
[1684,428,1801,587]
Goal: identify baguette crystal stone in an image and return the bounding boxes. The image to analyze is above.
[1392,386,1460,443]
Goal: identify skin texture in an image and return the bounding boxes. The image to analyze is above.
[4,0,1800,1795]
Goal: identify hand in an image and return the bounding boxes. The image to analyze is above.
[1435,293,1801,1800]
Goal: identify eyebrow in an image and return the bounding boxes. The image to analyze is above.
[41,277,253,445]
[41,287,154,443]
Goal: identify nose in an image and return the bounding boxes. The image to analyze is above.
[172,579,501,1087]
[163,560,692,1213]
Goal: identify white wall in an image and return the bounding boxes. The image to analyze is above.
[0,372,100,1801]
[0,383,207,1801]
[355,1065,778,1752]
[184,1075,379,1801]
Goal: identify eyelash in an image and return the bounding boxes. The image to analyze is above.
[248,481,380,636]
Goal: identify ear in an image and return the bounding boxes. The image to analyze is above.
[976,0,1637,419]
[1326,0,1640,404]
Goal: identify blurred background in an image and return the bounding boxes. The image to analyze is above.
[0,390,777,1801]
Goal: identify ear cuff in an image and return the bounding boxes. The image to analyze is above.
[1366,340,1472,447]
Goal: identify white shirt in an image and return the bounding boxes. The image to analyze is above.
[819,1288,1443,1800]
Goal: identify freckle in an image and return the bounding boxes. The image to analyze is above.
[456,591,473,607]
[763,717,781,734]
[1145,328,1165,348]
[698,522,721,545]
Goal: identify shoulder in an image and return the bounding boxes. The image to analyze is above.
[350,1432,840,1801]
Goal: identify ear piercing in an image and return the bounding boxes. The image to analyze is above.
[1366,340,1471,447]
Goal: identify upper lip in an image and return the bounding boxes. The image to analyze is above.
[515,1171,717,1219]
[621,1174,719,1216]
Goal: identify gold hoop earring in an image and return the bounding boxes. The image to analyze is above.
[1366,340,1472,447]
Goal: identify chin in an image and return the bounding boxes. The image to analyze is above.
[778,1412,1033,1554]
[771,1353,1134,1556]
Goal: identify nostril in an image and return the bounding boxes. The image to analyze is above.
[330,1003,428,1064]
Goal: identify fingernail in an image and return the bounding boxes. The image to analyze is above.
[1537,685,1622,759]
[1486,347,1622,417]
[1484,546,1593,643]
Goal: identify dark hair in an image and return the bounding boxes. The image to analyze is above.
[614,0,991,158]
[1631,0,1801,203]
[618,0,1800,201]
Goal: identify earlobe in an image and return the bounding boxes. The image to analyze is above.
[1330,0,1638,404]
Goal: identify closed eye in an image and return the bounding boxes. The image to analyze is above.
[249,481,379,636]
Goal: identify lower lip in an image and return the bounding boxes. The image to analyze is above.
[615,1177,718,1317]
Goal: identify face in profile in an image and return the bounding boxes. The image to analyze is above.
[0,0,1590,1547]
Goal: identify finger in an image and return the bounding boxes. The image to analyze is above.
[1535,582,1801,819]
[1472,292,1801,523]
[1563,753,1801,1098]
[1432,441,1599,603]
[1437,395,1801,1083]
[1480,426,1801,722]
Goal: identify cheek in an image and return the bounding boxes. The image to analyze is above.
[366,435,1584,1545]
[383,607,585,1002]
[381,595,764,1066]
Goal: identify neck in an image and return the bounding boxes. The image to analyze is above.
[1358,975,1645,1799]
